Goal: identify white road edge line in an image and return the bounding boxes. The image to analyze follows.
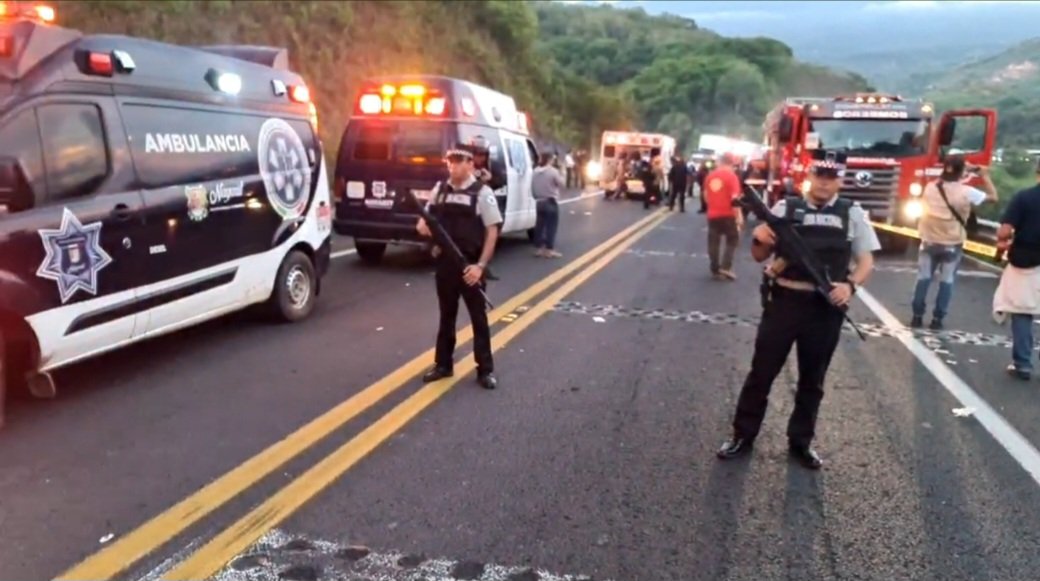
[963,252,1004,274]
[328,190,605,261]
[857,288,1040,487]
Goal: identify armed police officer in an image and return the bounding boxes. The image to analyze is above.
[416,143,503,390]
[716,150,880,470]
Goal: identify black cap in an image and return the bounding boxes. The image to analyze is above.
[941,154,966,181]
[809,149,847,178]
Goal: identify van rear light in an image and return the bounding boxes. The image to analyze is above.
[0,36,13,58]
[358,93,381,115]
[425,97,446,116]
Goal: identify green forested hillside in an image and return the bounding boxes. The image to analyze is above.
[54,0,869,156]
[913,37,1040,150]
[534,3,871,150]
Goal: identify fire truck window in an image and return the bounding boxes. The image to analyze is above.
[945,115,987,156]
[353,124,393,161]
[37,104,110,203]
[808,119,928,157]
[0,107,45,211]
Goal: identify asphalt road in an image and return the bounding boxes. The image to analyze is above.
[4,190,1040,581]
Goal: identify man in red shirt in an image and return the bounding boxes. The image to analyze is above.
[704,153,745,280]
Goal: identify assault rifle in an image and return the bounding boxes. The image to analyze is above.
[740,184,867,341]
[406,189,494,311]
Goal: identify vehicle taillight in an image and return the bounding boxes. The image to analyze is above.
[0,36,12,58]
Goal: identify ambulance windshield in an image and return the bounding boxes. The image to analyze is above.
[808,119,930,158]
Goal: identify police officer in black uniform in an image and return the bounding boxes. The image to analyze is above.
[417,143,504,389]
[716,150,880,469]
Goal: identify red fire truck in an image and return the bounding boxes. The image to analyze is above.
[761,93,997,250]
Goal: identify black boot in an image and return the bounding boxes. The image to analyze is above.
[421,367,453,383]
[789,444,823,470]
[716,437,753,460]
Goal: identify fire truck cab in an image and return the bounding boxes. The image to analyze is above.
[763,93,997,251]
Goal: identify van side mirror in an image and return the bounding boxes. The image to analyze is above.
[939,117,956,146]
[779,115,794,142]
[0,156,31,212]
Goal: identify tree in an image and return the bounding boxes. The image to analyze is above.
[714,61,769,118]
[656,112,696,153]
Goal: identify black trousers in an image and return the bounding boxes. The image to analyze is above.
[733,287,845,447]
[668,185,686,211]
[435,262,493,375]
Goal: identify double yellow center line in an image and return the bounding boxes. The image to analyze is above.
[57,209,669,581]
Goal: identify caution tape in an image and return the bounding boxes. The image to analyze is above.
[870,221,1001,260]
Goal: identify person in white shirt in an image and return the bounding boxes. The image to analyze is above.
[911,154,997,329]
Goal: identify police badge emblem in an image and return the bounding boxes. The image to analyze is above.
[185,184,209,221]
[36,208,114,304]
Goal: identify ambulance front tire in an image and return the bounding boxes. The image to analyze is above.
[527,228,536,243]
[270,250,318,323]
[355,241,386,265]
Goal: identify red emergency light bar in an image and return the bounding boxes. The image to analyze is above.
[0,2,56,24]
[356,83,447,117]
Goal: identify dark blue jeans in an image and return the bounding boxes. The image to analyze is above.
[912,243,963,320]
[534,198,559,250]
[1011,313,1036,374]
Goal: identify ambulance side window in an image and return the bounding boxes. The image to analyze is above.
[0,107,46,211]
[37,104,110,203]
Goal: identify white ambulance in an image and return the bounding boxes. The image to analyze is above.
[593,131,676,198]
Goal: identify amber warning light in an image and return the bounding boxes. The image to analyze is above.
[0,2,56,23]
[356,83,447,117]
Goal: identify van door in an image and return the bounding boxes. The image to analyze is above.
[0,98,147,370]
[502,136,532,233]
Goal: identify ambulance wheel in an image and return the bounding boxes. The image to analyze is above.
[355,241,386,265]
[527,228,536,243]
[270,251,317,323]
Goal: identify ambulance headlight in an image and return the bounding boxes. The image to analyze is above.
[903,199,924,220]
[910,182,923,197]
[586,160,602,181]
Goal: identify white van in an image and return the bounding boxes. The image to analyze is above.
[596,131,676,198]
[333,76,539,264]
